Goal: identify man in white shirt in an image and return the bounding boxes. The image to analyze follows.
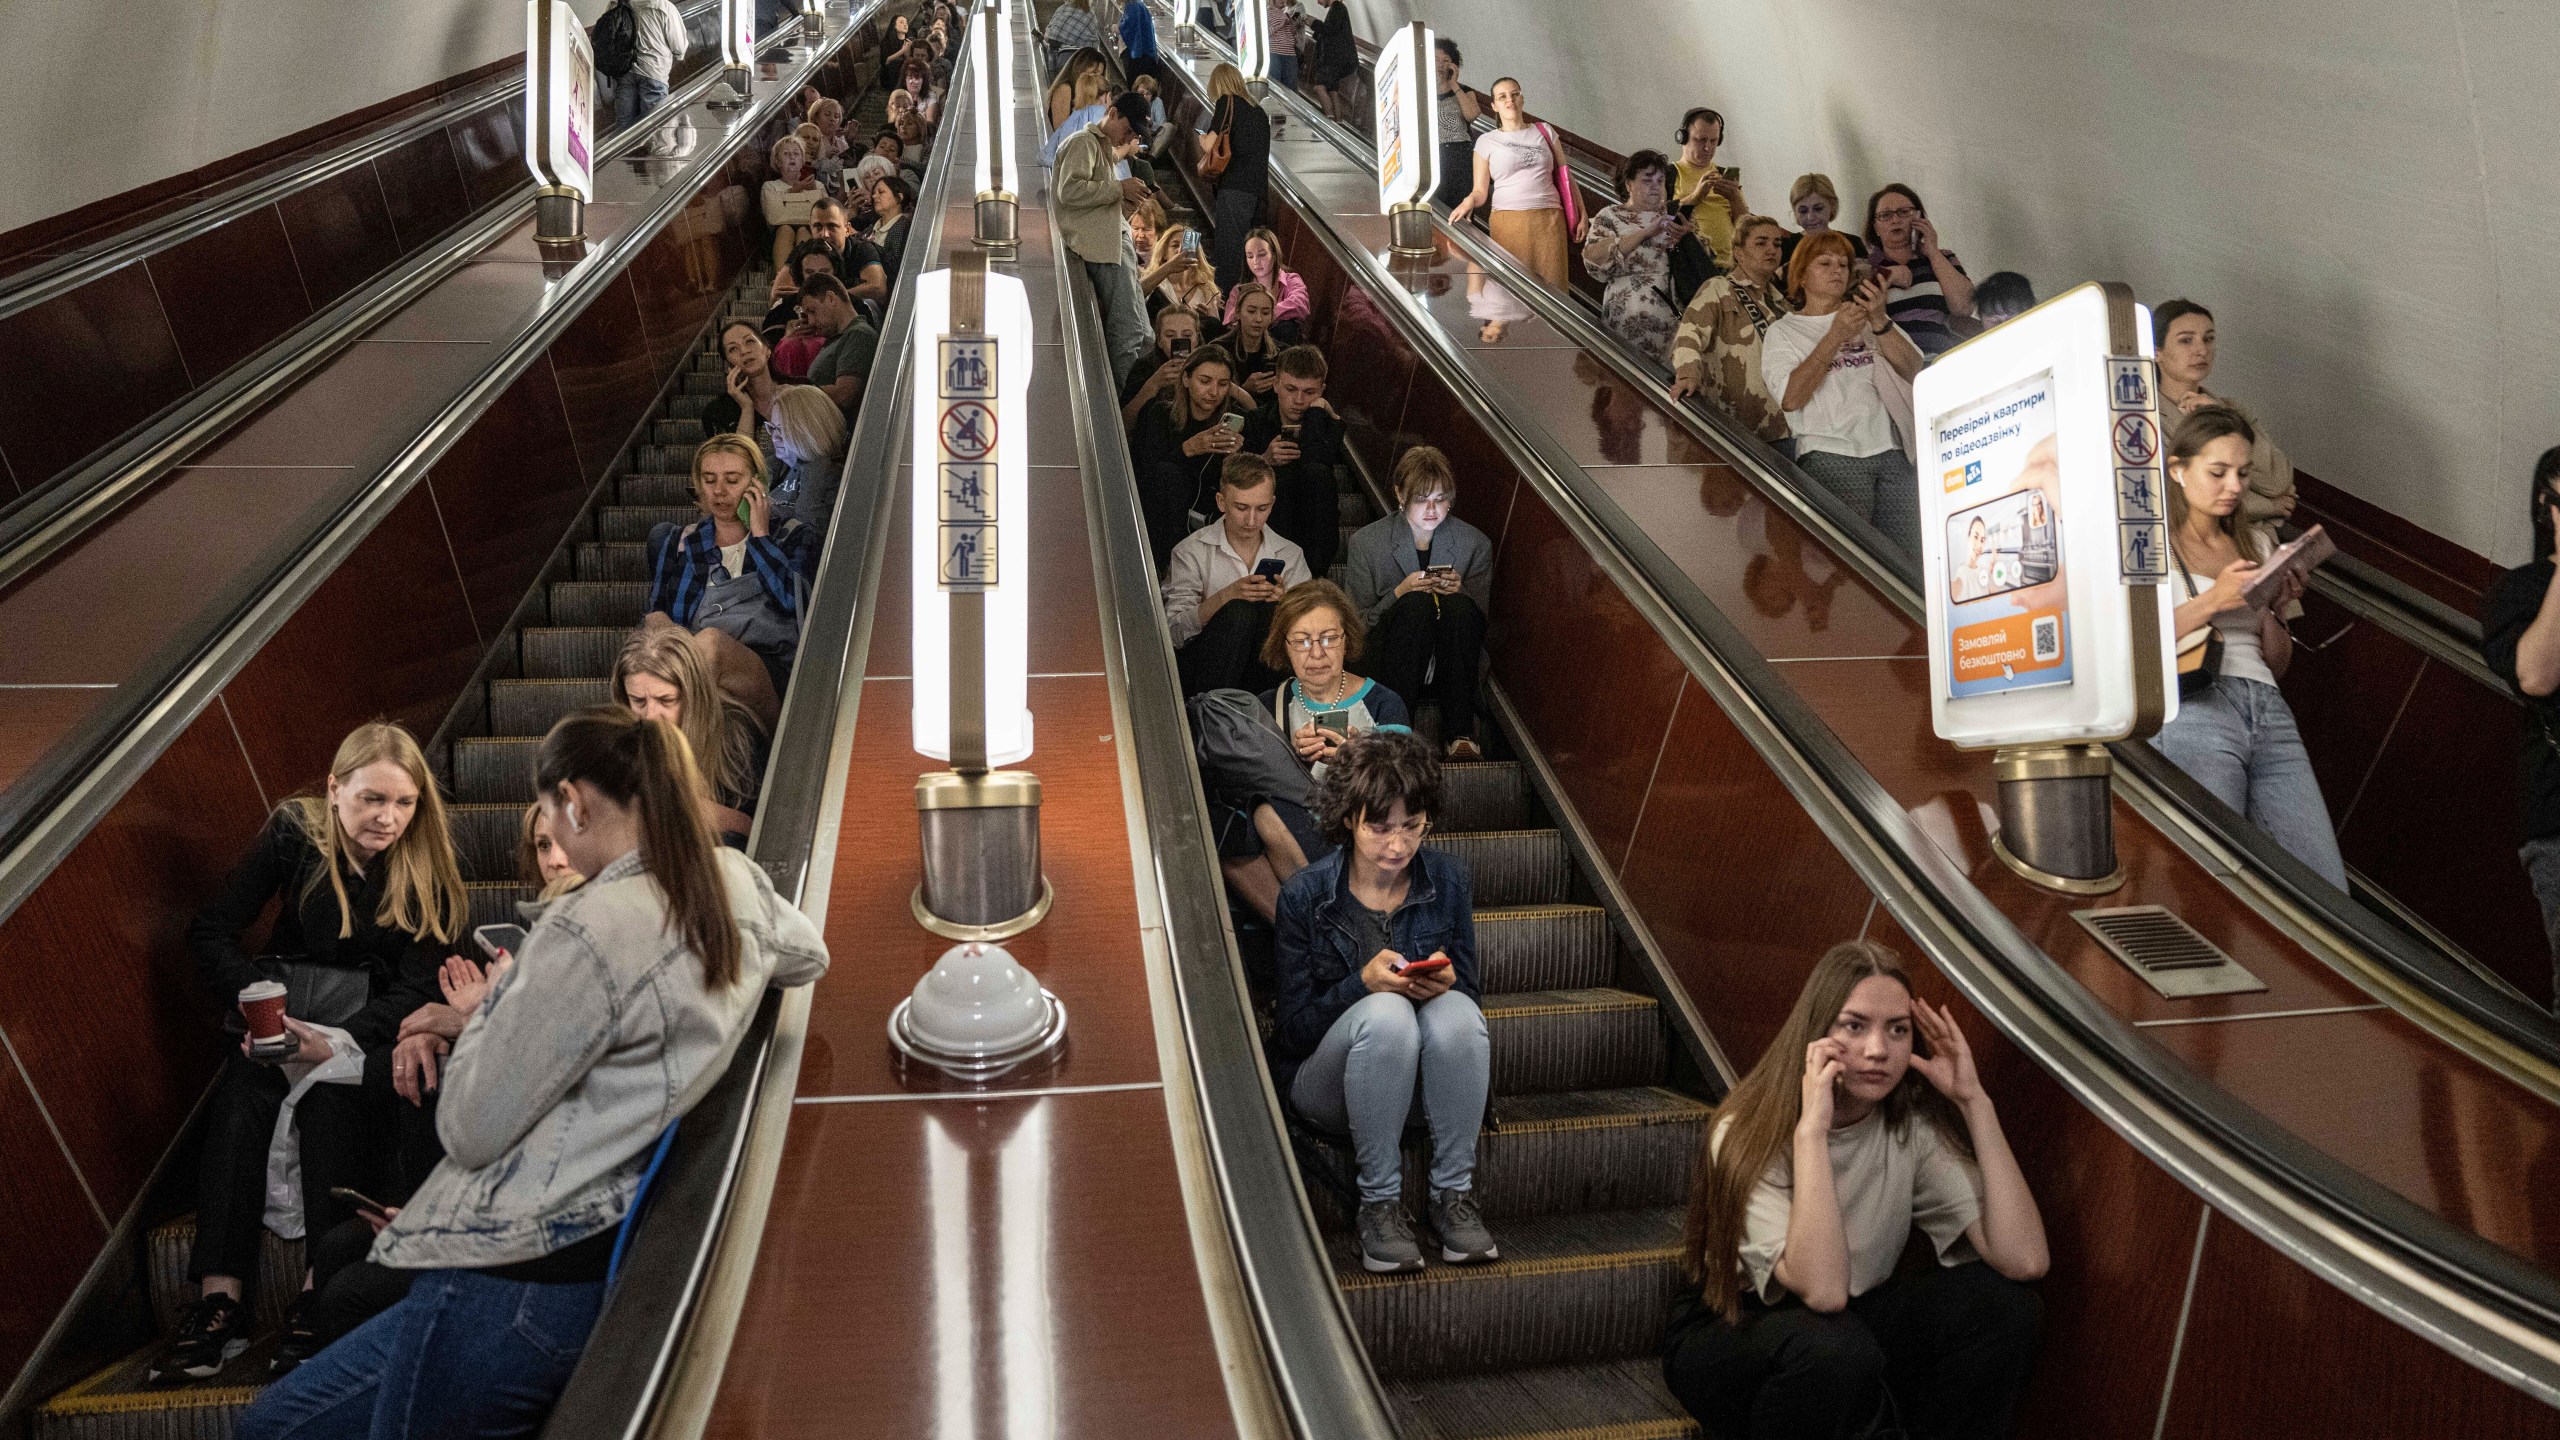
[1163,456,1310,695]
[619,0,692,128]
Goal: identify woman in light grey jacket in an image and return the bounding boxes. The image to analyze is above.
[1341,446,1494,759]
[239,708,829,1440]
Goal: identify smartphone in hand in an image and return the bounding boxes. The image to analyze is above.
[1254,557,1288,580]
[1391,952,1452,977]
[474,924,527,964]
[329,1185,394,1221]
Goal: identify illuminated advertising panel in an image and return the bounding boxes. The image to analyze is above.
[524,0,596,198]
[1372,22,1437,210]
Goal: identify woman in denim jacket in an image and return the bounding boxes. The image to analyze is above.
[1269,731,1497,1276]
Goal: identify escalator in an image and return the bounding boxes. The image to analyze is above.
[0,9,911,1434]
[1104,15,2560,1436]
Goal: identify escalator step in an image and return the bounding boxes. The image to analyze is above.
[1304,1087,1709,1225]
[35,1345,272,1440]
[617,472,694,506]
[692,353,727,376]
[1440,761,1532,832]
[596,506,695,542]
[143,1217,303,1338]
[547,581,650,629]
[635,444,695,474]
[1486,989,1666,1094]
[453,737,537,803]
[489,677,612,736]
[470,882,539,930]
[667,393,712,420]
[450,803,527,882]
[1476,905,1611,994]
[520,628,625,679]
[681,372,724,395]
[1337,489,1369,524]
[1332,1207,1685,1378]
[653,418,703,445]
[1386,1358,1697,1440]
[575,542,651,581]
[1432,830,1572,907]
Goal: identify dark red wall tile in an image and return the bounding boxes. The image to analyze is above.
[547,273,659,485]
[446,106,528,210]
[221,484,483,788]
[0,268,191,487]
[424,363,589,635]
[145,204,315,382]
[277,163,406,307]
[0,705,264,1221]
[0,1055,106,1395]
[374,133,473,253]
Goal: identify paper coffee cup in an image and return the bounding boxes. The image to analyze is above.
[238,981,289,1041]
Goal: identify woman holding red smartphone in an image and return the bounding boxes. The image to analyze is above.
[1268,731,1496,1277]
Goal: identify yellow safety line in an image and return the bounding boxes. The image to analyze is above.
[1339,1246,1682,1289]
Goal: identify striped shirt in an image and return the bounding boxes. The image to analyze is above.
[646,516,820,630]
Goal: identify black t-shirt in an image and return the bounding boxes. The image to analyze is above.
[2481,561,2560,840]
[1241,401,1346,571]
[1213,97,1271,198]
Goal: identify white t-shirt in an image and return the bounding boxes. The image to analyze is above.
[1475,127,1559,213]
[1720,1108,1984,1304]
[719,539,748,579]
[1760,312,1900,460]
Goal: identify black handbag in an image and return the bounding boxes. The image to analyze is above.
[2170,548,2222,699]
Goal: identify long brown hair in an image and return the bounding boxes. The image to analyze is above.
[1679,940,1967,1319]
[2165,404,2266,566]
[611,625,766,808]
[286,722,468,944]
[534,708,742,989]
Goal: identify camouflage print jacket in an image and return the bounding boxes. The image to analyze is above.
[1671,274,1794,444]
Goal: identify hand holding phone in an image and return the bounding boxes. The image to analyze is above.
[329,1185,394,1222]
[1390,951,1451,977]
[1426,563,1459,592]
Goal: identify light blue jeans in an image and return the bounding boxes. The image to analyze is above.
[612,75,668,130]
[1291,990,1489,1204]
[2150,676,2348,889]
[235,1268,604,1439]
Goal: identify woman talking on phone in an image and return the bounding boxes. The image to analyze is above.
[1342,446,1493,760]
[1268,730,1495,1277]
[644,434,820,731]
[2152,406,2347,886]
[1665,941,2045,1438]
[1129,343,1249,567]
[155,722,469,1385]
[237,707,830,1440]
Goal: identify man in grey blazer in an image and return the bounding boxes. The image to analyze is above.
[1338,446,1492,758]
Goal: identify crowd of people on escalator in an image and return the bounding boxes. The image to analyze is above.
[124,10,999,1429]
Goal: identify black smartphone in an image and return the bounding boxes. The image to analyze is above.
[329,1185,393,1220]
[1254,557,1286,579]
[1169,334,1193,359]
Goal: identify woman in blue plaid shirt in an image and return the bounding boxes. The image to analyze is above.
[644,434,820,729]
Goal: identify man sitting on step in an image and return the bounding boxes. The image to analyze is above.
[792,272,879,419]
[1162,455,1311,697]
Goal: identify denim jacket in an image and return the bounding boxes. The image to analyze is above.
[372,848,829,1270]
[1268,846,1479,1093]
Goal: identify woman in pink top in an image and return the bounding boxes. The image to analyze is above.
[1448,78,1575,290]
[1223,227,1313,344]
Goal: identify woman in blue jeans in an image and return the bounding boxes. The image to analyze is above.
[2153,406,2347,887]
[1269,730,1498,1276]
[238,708,830,1439]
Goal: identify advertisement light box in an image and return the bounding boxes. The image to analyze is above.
[1372,22,1437,211]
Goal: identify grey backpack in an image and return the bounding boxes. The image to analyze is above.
[1188,688,1311,812]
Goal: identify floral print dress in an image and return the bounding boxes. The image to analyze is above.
[1584,203,1683,363]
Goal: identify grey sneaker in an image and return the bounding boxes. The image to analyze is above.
[1356,1200,1424,1273]
[1429,1188,1500,1264]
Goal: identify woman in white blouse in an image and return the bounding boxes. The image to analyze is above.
[1447,77,1574,290]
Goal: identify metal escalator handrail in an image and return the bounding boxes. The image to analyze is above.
[537,9,963,1440]
[1229,137,2560,1404]
[0,4,814,593]
[1148,33,2560,1096]
[0,6,880,941]
[1046,146,1403,1440]
[0,0,727,321]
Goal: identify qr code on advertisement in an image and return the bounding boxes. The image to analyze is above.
[2031,616,2061,661]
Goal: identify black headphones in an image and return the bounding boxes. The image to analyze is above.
[1675,107,1722,144]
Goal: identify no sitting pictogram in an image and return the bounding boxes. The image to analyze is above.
[2111,413,2159,466]
[939,402,997,460]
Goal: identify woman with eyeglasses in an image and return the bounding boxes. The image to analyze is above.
[1861,184,1973,356]
[1218,580,1411,922]
[1268,729,1495,1277]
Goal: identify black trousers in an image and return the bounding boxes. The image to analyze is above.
[305,1217,416,1348]
[1178,600,1286,698]
[1662,1263,2041,1440]
[1368,591,1485,741]
[1273,464,1339,580]
[188,1050,444,1290]
[1435,141,1475,210]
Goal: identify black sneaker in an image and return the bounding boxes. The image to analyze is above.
[1428,1188,1500,1264]
[149,1294,247,1383]
[1356,1200,1424,1274]
[270,1290,321,1377]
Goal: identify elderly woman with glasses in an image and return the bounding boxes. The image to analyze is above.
[1217,579,1412,923]
[1268,729,1496,1277]
[1862,183,1974,356]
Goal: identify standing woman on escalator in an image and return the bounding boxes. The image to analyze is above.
[1448,77,1576,292]
[1582,149,1689,364]
[1760,232,1924,558]
[1202,63,1273,296]
[878,11,916,92]
[1431,38,1481,210]
[1665,940,2046,1439]
[237,707,830,1440]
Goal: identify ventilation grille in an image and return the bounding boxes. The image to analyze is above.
[2075,906,2232,972]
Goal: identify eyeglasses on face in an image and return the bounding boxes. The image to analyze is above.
[1360,816,1431,841]
[1286,630,1345,653]
[1874,205,1920,220]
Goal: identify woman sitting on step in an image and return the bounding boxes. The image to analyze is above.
[153,722,471,1385]
[1666,940,2046,1439]
[644,434,820,731]
[1267,729,1498,1276]
[613,622,769,842]
[766,384,848,533]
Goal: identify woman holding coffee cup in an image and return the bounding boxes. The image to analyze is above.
[153,722,469,1385]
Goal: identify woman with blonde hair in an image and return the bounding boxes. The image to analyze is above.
[1145,224,1223,327]
[1202,63,1272,293]
[644,433,821,728]
[613,622,769,839]
[1665,941,2045,1437]
[1779,172,1865,272]
[517,803,585,901]
[156,722,471,1383]
[761,134,824,268]
[766,384,848,531]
